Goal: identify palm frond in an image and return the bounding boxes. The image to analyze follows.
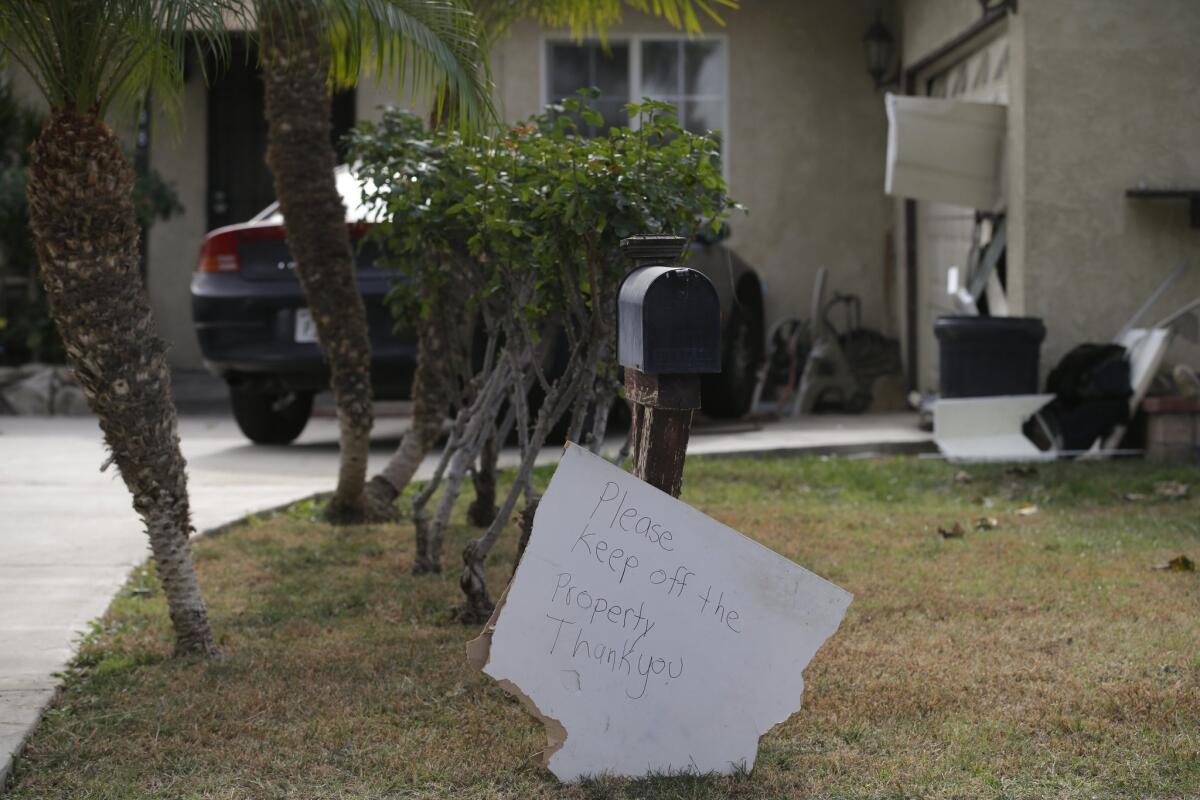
[263,0,494,128]
[0,0,249,118]
[474,0,736,42]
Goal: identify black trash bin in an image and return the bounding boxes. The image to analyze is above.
[935,316,1046,398]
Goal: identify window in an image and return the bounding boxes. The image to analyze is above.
[544,37,727,145]
[546,42,630,134]
[639,40,726,139]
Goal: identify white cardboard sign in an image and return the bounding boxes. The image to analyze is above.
[468,444,853,782]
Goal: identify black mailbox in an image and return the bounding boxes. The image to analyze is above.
[618,236,721,374]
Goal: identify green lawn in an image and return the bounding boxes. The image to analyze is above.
[6,456,1199,799]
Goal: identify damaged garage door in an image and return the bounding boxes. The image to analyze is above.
[916,31,1010,393]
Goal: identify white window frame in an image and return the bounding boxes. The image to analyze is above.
[540,33,731,175]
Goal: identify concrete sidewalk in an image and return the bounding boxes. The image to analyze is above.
[0,410,929,786]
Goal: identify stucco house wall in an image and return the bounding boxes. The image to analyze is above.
[147,79,209,368]
[1017,0,1200,371]
[901,0,987,68]
[897,0,1200,390]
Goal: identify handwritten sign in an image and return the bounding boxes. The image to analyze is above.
[468,444,853,781]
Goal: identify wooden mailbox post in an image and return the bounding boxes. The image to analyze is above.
[618,235,722,497]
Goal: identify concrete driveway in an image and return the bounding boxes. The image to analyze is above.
[0,409,929,784]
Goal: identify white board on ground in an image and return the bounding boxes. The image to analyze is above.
[468,444,853,782]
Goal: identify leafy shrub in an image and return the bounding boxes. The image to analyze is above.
[349,91,738,325]
[348,92,740,613]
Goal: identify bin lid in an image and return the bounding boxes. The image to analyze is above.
[934,315,1046,342]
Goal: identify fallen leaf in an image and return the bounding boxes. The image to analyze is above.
[1123,492,1147,502]
[1017,504,1039,516]
[938,522,965,539]
[1156,481,1190,499]
[954,470,973,484]
[1006,465,1038,477]
[1153,555,1195,572]
[975,516,1000,531]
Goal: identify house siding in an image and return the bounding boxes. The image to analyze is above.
[1018,0,1200,371]
[899,0,1200,389]
[900,0,989,72]
[147,77,209,368]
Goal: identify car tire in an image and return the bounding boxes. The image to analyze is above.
[702,303,762,419]
[229,387,314,444]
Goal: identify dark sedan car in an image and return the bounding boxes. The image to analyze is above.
[191,167,764,444]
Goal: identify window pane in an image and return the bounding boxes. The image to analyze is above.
[546,42,631,135]
[684,98,722,137]
[684,41,724,96]
[548,44,589,100]
[641,41,679,97]
[596,98,630,132]
[594,44,629,97]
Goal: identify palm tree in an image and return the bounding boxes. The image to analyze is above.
[255,0,492,524]
[363,0,737,520]
[0,0,243,656]
[474,0,734,41]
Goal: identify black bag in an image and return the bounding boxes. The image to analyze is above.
[1045,343,1131,405]
[1039,344,1132,451]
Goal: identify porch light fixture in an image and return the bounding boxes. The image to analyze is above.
[862,13,897,89]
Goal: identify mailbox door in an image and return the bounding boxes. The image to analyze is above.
[640,270,721,373]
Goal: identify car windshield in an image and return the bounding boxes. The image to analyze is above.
[250,164,384,224]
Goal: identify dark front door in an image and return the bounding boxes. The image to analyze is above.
[206,37,357,230]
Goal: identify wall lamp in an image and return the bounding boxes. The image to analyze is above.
[862,13,898,89]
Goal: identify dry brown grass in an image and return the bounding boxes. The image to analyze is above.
[6,456,1199,799]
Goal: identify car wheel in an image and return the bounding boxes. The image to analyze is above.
[702,303,762,419]
[229,387,314,444]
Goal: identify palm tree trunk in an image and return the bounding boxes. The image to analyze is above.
[261,2,373,524]
[364,309,449,518]
[365,268,474,519]
[26,110,216,657]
